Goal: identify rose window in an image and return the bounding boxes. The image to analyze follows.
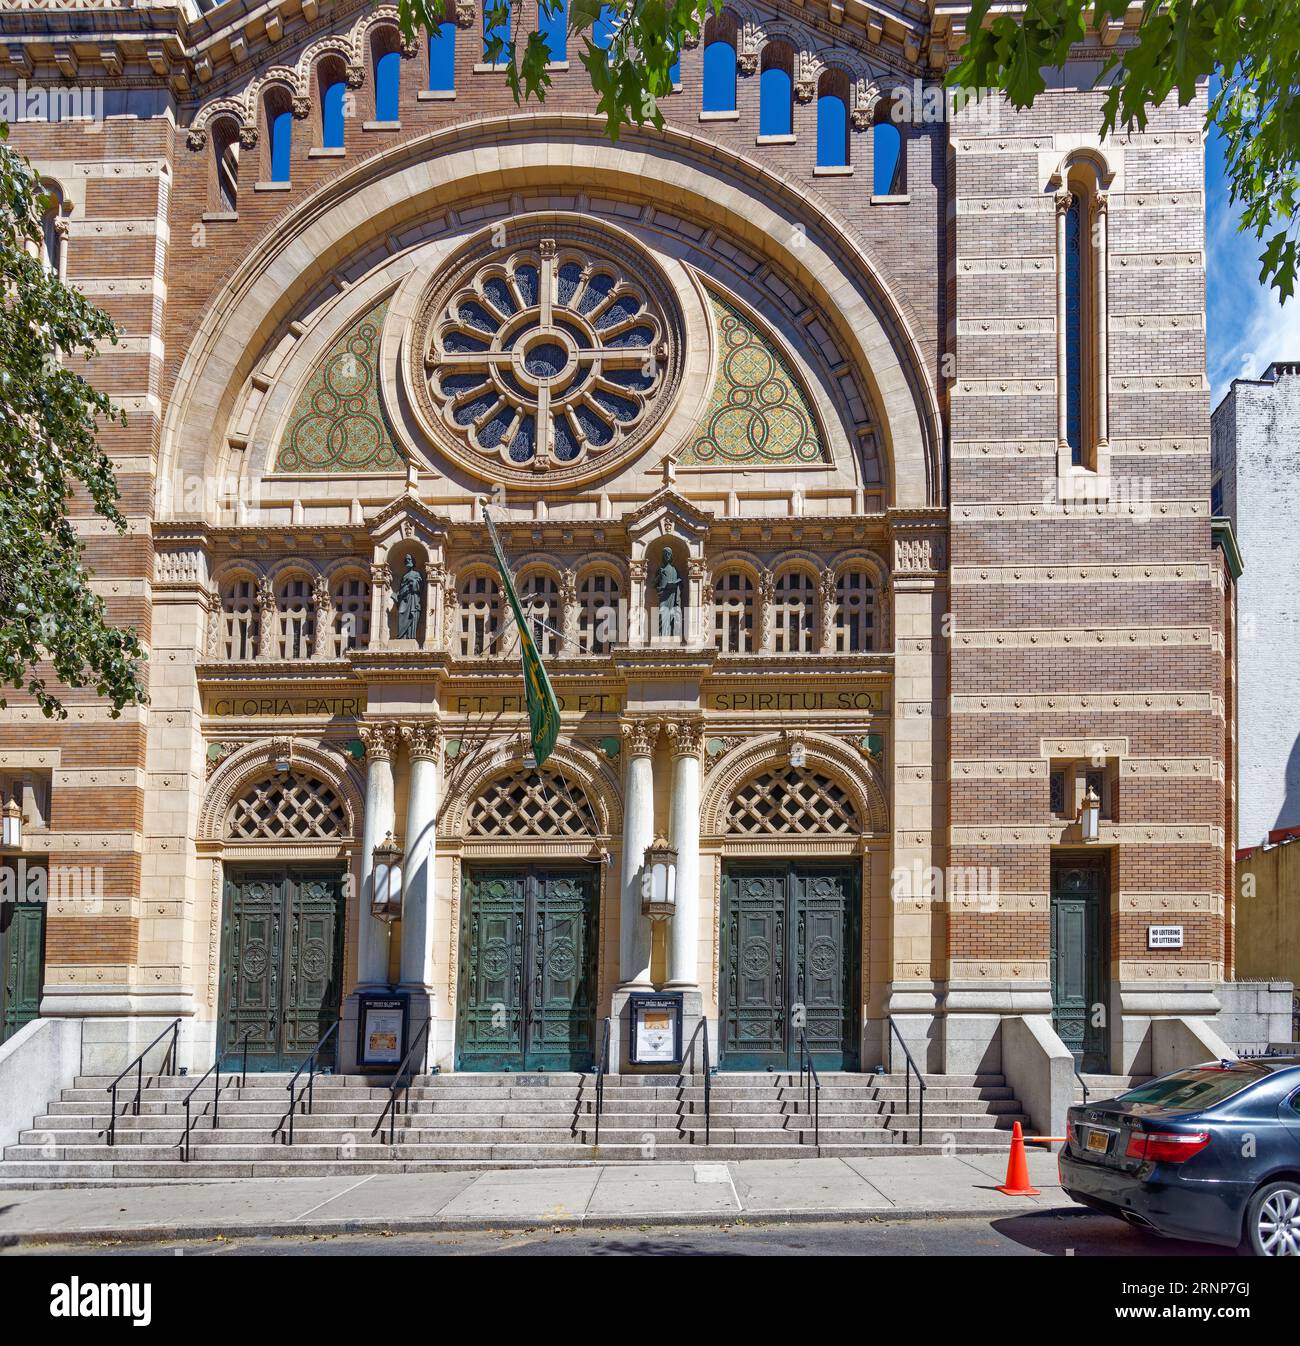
[422,233,674,471]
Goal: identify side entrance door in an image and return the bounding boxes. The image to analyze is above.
[720,862,860,1071]
[218,867,346,1071]
[0,895,46,1045]
[456,865,599,1072]
[1050,855,1110,1072]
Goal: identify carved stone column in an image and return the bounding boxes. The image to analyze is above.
[1055,189,1073,456]
[664,720,703,989]
[400,722,442,994]
[356,722,400,988]
[818,570,837,653]
[255,577,277,661]
[628,558,647,645]
[424,562,446,651]
[310,574,334,660]
[758,569,775,653]
[561,568,579,652]
[687,558,708,645]
[1093,190,1109,451]
[618,718,658,988]
[369,562,391,650]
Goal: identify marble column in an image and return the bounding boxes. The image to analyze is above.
[399,722,440,990]
[356,721,398,988]
[618,718,657,988]
[664,720,703,989]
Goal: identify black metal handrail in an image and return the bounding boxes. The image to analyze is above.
[106,1018,180,1147]
[796,1028,821,1148]
[1073,1064,1090,1106]
[591,1016,611,1147]
[700,1016,712,1147]
[372,1017,431,1147]
[179,1028,254,1162]
[281,1021,340,1146]
[886,1016,927,1146]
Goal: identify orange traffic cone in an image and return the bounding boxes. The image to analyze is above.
[996,1121,1041,1196]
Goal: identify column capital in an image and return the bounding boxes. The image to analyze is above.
[663,718,704,759]
[359,721,400,761]
[401,721,443,761]
[620,717,660,756]
[1055,188,1074,216]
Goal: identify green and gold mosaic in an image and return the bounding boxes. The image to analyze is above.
[680,295,827,466]
[274,299,404,473]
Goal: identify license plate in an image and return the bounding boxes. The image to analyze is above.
[1085,1127,1111,1154]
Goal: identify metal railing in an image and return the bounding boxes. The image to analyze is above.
[886,1016,927,1146]
[281,1020,340,1146]
[372,1017,430,1147]
[1073,1064,1091,1106]
[700,1016,712,1147]
[179,1028,254,1163]
[591,1016,610,1148]
[106,1019,180,1147]
[796,1028,821,1149]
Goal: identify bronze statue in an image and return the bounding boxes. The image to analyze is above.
[654,545,682,636]
[393,554,424,639]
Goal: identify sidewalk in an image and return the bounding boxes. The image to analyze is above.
[0,1151,1071,1247]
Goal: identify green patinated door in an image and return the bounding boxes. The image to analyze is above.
[720,862,860,1071]
[1051,856,1110,1072]
[456,865,598,1072]
[0,898,46,1044]
[218,867,346,1071]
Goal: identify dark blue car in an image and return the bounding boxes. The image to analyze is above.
[1059,1056,1300,1255]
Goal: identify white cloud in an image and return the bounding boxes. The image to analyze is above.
[1210,279,1300,410]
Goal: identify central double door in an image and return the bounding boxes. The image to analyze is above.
[456,865,599,1072]
[720,861,860,1071]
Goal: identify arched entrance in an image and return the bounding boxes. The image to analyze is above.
[204,748,362,1071]
[451,759,610,1072]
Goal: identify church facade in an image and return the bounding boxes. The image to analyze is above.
[0,0,1237,1082]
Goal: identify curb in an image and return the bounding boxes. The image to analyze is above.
[0,1200,1080,1248]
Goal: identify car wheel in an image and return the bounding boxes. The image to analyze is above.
[1245,1180,1300,1257]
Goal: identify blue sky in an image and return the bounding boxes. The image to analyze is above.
[1206,122,1300,410]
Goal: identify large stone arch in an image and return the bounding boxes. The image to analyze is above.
[439,736,621,841]
[701,731,888,838]
[160,114,942,509]
[199,737,364,843]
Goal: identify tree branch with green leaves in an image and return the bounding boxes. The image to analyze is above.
[0,126,146,720]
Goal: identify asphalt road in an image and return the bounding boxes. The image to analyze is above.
[3,1211,1237,1257]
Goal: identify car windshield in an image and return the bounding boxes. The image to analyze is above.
[1119,1066,1264,1111]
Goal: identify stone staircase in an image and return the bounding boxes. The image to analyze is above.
[0,1069,1030,1184]
[1073,1073,1150,1105]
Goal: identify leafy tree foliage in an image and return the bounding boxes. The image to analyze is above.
[0,128,145,719]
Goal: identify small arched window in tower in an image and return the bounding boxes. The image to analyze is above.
[331,574,371,655]
[539,0,568,61]
[212,119,239,211]
[266,90,293,183]
[459,573,502,656]
[833,569,875,652]
[773,569,815,653]
[816,71,849,168]
[759,44,793,137]
[702,16,737,114]
[484,0,511,63]
[714,570,754,654]
[320,64,347,148]
[374,47,401,122]
[221,576,259,661]
[520,573,560,657]
[872,110,904,195]
[578,571,620,654]
[276,575,316,660]
[428,20,456,91]
[38,183,63,275]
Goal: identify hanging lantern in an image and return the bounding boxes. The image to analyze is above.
[372,832,403,919]
[1,799,21,850]
[1079,785,1102,844]
[641,836,677,920]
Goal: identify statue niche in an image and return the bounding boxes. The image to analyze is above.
[648,537,688,643]
[387,546,427,644]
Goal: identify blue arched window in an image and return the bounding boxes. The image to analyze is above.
[702,40,736,113]
[484,0,511,62]
[816,91,847,167]
[270,108,293,182]
[375,49,401,121]
[428,21,456,91]
[321,79,346,148]
[759,65,792,136]
[1064,195,1084,463]
[873,120,902,194]
[540,0,568,61]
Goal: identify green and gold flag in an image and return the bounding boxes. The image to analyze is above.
[483,506,561,767]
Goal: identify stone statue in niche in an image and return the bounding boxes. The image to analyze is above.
[655,545,682,636]
[393,554,424,639]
